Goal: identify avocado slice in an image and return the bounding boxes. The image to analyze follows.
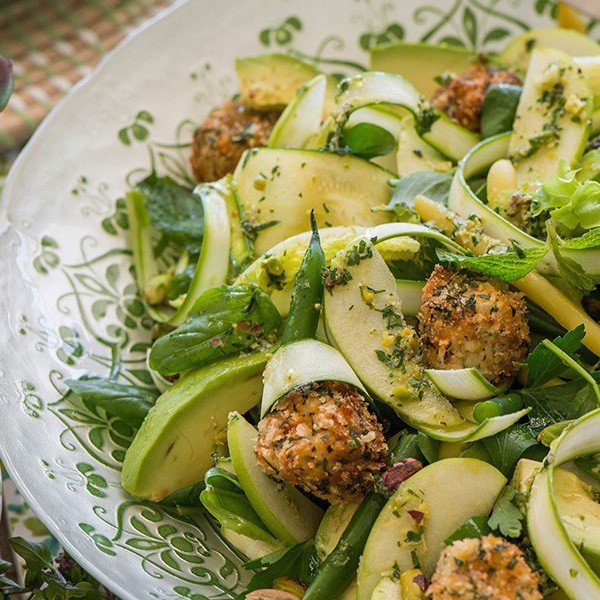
[499,27,600,77]
[370,42,478,97]
[121,352,266,501]
[236,53,336,111]
[356,458,506,599]
[554,467,600,575]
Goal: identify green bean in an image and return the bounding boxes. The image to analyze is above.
[280,210,325,346]
[303,491,388,600]
[473,393,524,423]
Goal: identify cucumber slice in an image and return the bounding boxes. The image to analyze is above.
[370,42,478,97]
[333,71,480,161]
[357,458,506,598]
[121,352,266,501]
[222,175,253,278]
[232,148,392,255]
[425,367,499,402]
[395,279,424,317]
[396,115,453,176]
[168,181,231,326]
[227,412,324,545]
[499,28,600,76]
[315,501,360,560]
[508,47,591,186]
[261,339,368,416]
[234,226,363,316]
[528,409,600,599]
[268,74,327,149]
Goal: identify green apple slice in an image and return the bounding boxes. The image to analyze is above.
[227,412,323,545]
[357,458,506,599]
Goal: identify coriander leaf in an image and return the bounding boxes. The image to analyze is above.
[342,122,396,159]
[487,485,524,538]
[480,83,522,138]
[65,377,159,428]
[520,376,598,436]
[149,284,282,376]
[526,324,585,387]
[481,424,537,477]
[436,246,548,282]
[137,172,203,253]
[386,172,453,214]
[242,540,319,593]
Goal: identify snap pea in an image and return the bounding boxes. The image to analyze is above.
[303,491,388,600]
[472,393,524,423]
[280,210,326,346]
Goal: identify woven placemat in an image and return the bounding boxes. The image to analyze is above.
[0,0,176,153]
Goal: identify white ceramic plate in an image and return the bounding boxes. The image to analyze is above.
[0,1,577,597]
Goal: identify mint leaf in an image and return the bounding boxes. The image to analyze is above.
[481,424,538,477]
[436,246,548,282]
[487,485,524,538]
[387,171,453,212]
[526,324,585,387]
[563,227,600,250]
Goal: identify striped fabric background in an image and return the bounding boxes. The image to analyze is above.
[0,0,175,152]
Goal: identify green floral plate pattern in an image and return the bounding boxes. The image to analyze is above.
[0,0,593,597]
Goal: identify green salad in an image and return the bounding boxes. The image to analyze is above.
[66,26,600,600]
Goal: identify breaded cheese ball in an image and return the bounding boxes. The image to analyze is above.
[417,266,529,386]
[431,65,521,132]
[427,534,542,599]
[190,100,280,182]
[254,381,387,505]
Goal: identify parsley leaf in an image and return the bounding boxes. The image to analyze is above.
[487,485,524,538]
[137,172,203,254]
[436,246,548,282]
[526,324,585,387]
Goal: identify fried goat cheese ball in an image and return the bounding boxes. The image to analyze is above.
[417,266,529,387]
[431,65,521,132]
[190,100,280,182]
[254,380,387,505]
[427,534,542,600]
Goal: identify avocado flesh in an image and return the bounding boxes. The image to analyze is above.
[370,42,478,97]
[554,468,600,575]
[236,53,336,111]
[121,352,266,501]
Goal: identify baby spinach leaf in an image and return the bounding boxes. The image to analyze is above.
[342,122,397,159]
[386,171,453,213]
[481,424,537,477]
[242,540,320,593]
[0,56,13,112]
[65,377,159,428]
[487,485,524,538]
[480,83,522,138]
[160,481,206,507]
[137,173,203,254]
[149,284,282,376]
[525,324,585,387]
[436,245,548,282]
[387,430,438,465]
[520,377,598,436]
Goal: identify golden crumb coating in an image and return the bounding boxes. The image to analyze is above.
[427,534,542,600]
[431,65,521,132]
[417,266,529,386]
[254,381,387,505]
[190,100,280,182]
